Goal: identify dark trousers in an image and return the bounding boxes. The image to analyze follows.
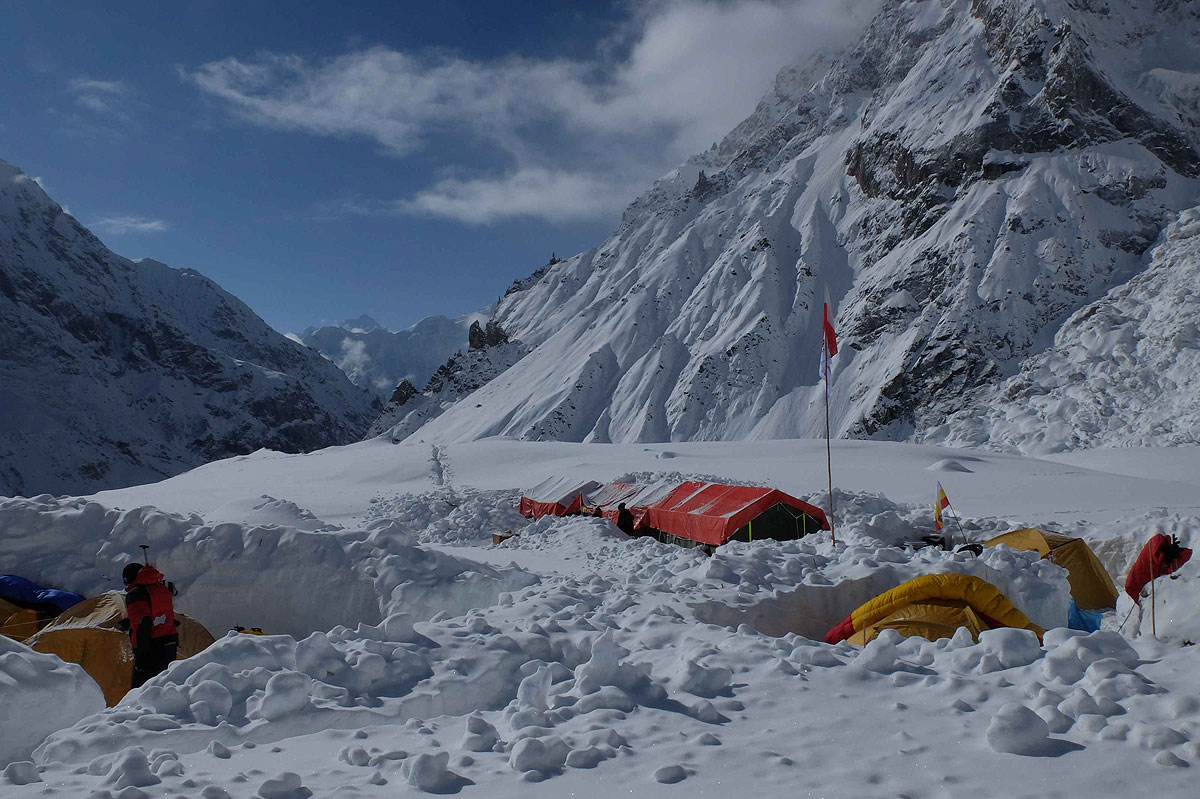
[131,640,178,689]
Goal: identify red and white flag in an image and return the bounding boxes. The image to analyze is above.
[822,287,838,358]
[818,288,838,389]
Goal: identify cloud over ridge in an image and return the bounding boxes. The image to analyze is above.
[186,0,880,224]
[91,215,169,235]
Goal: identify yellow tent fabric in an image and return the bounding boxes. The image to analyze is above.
[986,529,1119,610]
[986,528,1052,557]
[837,573,1044,644]
[847,598,990,645]
[0,597,48,641]
[26,592,215,706]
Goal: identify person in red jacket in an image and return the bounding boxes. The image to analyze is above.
[122,562,179,689]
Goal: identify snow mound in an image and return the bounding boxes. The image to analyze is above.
[365,487,530,545]
[927,459,973,473]
[986,703,1054,755]
[211,496,342,532]
[0,496,537,637]
[6,445,1200,795]
[0,636,105,766]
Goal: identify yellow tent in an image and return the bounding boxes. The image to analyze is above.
[25,592,215,706]
[0,597,49,641]
[826,573,1045,645]
[846,598,990,645]
[986,528,1118,610]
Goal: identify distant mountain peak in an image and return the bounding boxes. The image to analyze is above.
[0,158,377,496]
[301,312,486,401]
[340,314,384,333]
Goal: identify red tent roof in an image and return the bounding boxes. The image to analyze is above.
[581,481,640,509]
[519,478,828,546]
[517,477,601,518]
[639,481,828,546]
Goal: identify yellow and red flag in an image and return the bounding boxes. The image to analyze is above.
[934,482,950,532]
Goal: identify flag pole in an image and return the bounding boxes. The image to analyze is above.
[824,338,835,544]
[947,502,966,546]
[1150,558,1157,639]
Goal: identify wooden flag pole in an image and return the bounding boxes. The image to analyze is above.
[823,339,835,544]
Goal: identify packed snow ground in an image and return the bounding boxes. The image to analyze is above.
[2,438,1199,797]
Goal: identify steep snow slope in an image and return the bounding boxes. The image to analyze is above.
[928,205,1200,453]
[302,311,486,399]
[0,160,377,497]
[391,0,1200,448]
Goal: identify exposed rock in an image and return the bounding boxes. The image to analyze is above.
[469,320,510,351]
[388,379,419,408]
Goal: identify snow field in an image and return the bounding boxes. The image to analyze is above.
[10,544,1199,796]
[3,440,1200,796]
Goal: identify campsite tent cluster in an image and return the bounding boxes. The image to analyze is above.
[2,510,1189,705]
[824,529,1155,644]
[1,575,215,705]
[518,476,830,547]
[518,478,1166,645]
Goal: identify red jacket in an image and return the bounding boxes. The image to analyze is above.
[124,565,177,648]
[1125,534,1192,600]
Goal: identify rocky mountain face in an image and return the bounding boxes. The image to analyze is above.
[302,311,486,400]
[377,0,1200,449]
[367,322,526,440]
[927,204,1200,453]
[0,161,377,496]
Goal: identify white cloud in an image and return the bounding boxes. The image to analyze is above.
[67,78,130,116]
[336,338,372,378]
[400,168,644,224]
[92,215,170,235]
[186,0,880,224]
[284,332,305,345]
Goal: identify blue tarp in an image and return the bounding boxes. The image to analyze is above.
[1067,599,1104,633]
[0,575,85,613]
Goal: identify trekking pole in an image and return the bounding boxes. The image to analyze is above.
[140,544,150,565]
[1116,601,1137,634]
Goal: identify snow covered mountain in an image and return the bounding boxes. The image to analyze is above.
[367,321,527,440]
[382,0,1200,449]
[927,204,1200,453]
[302,311,487,400]
[0,160,377,497]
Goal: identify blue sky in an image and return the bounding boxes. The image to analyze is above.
[0,0,873,334]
